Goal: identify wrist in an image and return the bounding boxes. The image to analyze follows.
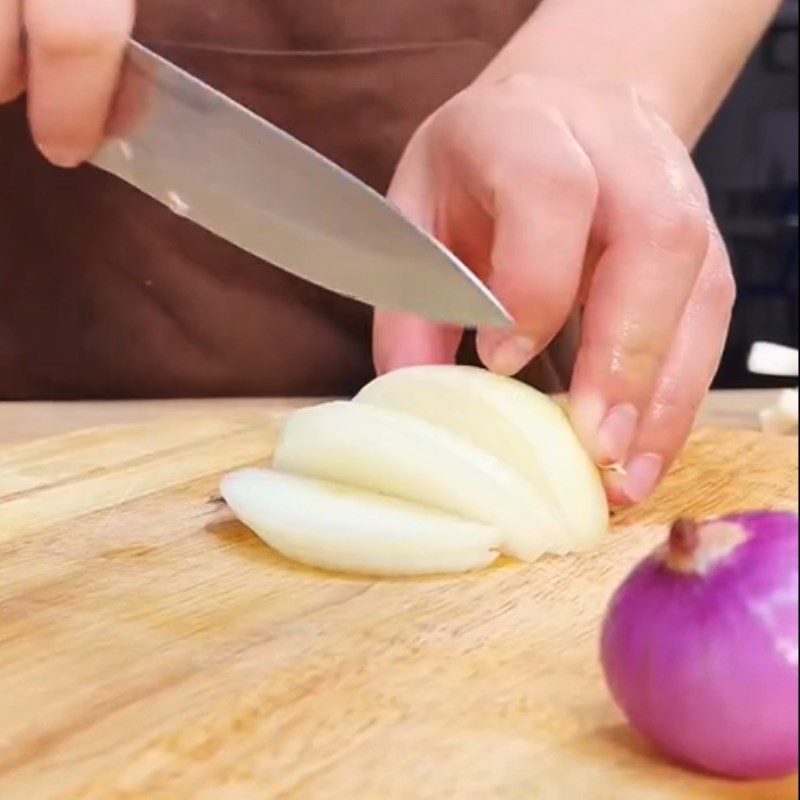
[474,0,781,148]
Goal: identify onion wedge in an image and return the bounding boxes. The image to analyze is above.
[356,366,607,550]
[272,401,563,560]
[220,469,502,576]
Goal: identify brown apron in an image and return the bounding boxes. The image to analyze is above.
[0,0,570,400]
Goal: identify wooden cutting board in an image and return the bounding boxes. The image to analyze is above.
[0,413,797,800]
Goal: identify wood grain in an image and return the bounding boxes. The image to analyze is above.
[0,389,782,445]
[0,416,797,800]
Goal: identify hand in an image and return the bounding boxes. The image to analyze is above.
[0,0,134,166]
[374,75,735,506]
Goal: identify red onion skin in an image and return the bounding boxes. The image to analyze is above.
[601,512,798,780]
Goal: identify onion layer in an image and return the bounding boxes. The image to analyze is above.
[221,469,503,576]
[355,366,607,551]
[273,400,564,560]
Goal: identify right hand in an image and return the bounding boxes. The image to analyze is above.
[1,0,134,167]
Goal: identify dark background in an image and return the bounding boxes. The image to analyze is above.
[697,0,798,388]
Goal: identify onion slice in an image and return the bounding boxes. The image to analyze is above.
[272,400,563,560]
[355,366,608,550]
[220,469,503,576]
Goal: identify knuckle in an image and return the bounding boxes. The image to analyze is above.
[510,141,600,203]
[424,96,479,165]
[616,341,664,383]
[429,77,599,210]
[427,90,476,144]
[536,150,599,202]
[589,335,664,385]
[492,124,598,205]
[640,200,709,256]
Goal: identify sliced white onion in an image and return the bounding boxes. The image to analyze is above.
[220,469,502,576]
[272,400,563,560]
[355,366,608,550]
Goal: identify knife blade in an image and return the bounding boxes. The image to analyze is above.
[91,42,512,328]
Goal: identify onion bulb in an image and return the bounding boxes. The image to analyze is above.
[221,366,608,576]
[601,511,799,779]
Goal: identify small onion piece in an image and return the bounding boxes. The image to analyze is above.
[747,342,798,434]
[760,389,799,436]
[355,366,607,551]
[601,511,799,780]
[272,400,565,561]
[221,469,503,576]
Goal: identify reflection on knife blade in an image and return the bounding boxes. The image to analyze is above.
[91,42,512,329]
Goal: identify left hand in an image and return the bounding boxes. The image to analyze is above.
[373,74,736,506]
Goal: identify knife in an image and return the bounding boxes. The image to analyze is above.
[91,42,512,328]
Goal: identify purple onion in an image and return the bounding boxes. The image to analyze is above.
[601,511,799,780]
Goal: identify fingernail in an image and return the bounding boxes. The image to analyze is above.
[596,403,639,466]
[38,144,83,169]
[485,335,537,376]
[616,453,664,505]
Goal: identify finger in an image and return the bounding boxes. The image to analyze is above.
[474,120,598,375]
[0,0,23,103]
[378,84,600,376]
[606,223,735,505]
[24,0,134,166]
[569,96,711,466]
[373,311,463,374]
[435,82,598,375]
[374,147,464,373]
